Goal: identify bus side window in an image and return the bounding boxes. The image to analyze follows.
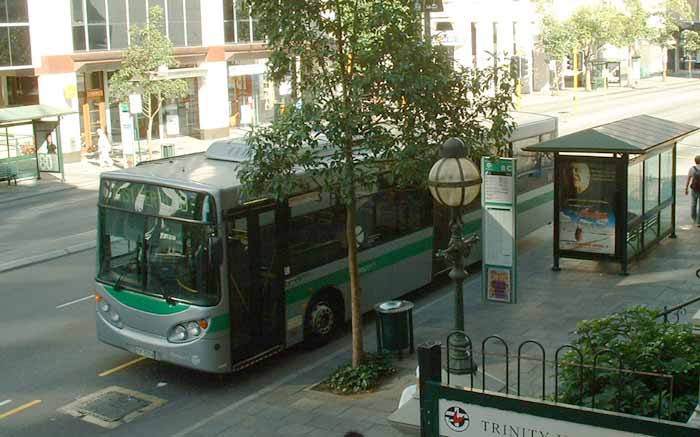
[356,189,433,251]
[288,203,346,274]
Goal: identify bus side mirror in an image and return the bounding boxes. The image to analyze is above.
[208,237,223,266]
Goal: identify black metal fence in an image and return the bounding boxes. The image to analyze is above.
[442,331,677,419]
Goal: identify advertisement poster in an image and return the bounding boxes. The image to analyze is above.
[558,159,617,255]
[485,266,511,303]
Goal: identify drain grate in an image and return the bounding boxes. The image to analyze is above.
[60,386,166,429]
[77,391,151,422]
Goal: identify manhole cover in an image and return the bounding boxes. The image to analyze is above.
[77,391,150,422]
[60,386,166,429]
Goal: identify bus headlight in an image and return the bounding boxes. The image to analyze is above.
[100,303,110,313]
[187,322,201,338]
[168,320,208,343]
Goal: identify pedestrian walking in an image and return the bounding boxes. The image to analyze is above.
[97,128,114,168]
[685,155,700,226]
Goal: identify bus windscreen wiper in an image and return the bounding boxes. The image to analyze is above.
[113,241,142,291]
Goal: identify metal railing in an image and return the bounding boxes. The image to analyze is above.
[443,331,677,419]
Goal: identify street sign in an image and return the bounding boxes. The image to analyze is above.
[423,0,444,11]
[119,103,135,155]
[129,94,142,114]
[481,157,517,304]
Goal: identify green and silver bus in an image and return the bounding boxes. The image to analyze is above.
[95,112,557,373]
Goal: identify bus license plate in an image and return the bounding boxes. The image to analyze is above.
[127,344,155,359]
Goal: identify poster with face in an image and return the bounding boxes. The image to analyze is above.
[559,159,617,255]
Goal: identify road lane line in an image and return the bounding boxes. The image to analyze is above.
[0,400,11,407]
[99,356,147,377]
[56,294,95,309]
[0,400,41,420]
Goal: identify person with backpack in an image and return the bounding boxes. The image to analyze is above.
[685,156,700,226]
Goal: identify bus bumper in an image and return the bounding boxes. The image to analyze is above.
[97,312,231,373]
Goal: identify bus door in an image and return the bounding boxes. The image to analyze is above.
[226,204,285,367]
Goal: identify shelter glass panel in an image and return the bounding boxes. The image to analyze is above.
[627,161,642,222]
[644,154,659,214]
[660,149,673,203]
[660,204,672,237]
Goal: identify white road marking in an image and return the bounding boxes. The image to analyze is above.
[0,400,11,407]
[56,294,95,309]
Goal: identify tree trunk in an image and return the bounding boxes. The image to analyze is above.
[345,191,363,368]
[146,115,154,160]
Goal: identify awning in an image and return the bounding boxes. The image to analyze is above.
[523,115,698,154]
[0,104,76,127]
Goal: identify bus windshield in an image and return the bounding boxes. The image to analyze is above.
[97,180,219,306]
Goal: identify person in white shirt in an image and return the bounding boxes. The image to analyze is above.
[685,156,700,226]
[97,128,114,168]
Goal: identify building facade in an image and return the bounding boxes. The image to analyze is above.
[428,0,540,93]
[1,0,279,162]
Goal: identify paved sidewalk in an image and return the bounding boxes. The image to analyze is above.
[521,75,696,109]
[171,169,700,437]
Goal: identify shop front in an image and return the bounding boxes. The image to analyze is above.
[77,67,203,154]
[228,55,286,128]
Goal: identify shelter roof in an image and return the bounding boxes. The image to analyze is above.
[0,105,75,126]
[523,115,697,154]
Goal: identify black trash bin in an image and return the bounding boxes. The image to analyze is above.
[375,300,414,358]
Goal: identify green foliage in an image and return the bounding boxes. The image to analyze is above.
[109,6,188,117]
[568,2,623,65]
[557,306,700,422]
[537,14,575,93]
[651,0,692,49]
[240,0,516,203]
[682,30,700,54]
[618,0,652,49]
[325,354,397,394]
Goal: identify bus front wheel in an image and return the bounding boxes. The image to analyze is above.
[304,291,342,348]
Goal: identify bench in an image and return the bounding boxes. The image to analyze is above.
[0,163,17,186]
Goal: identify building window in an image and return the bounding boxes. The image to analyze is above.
[7,76,38,106]
[0,0,31,67]
[71,0,202,52]
[223,0,264,44]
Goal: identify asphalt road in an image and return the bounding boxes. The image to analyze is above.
[1,248,409,437]
[3,77,700,436]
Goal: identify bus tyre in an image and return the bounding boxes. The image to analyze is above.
[304,292,342,349]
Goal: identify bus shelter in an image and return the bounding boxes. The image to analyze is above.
[0,104,75,183]
[524,115,698,274]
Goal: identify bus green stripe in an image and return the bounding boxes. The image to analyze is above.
[105,286,190,315]
[285,236,433,305]
[517,190,553,212]
[283,190,550,306]
[209,314,230,332]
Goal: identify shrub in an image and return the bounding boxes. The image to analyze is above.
[326,354,397,395]
[557,306,700,422]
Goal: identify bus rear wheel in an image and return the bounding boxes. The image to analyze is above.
[304,292,342,348]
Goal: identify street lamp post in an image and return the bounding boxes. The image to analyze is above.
[428,138,481,374]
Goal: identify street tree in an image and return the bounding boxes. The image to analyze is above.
[537,14,575,95]
[240,0,516,367]
[618,0,652,87]
[109,6,188,160]
[568,2,623,91]
[651,0,693,80]
[681,29,700,76]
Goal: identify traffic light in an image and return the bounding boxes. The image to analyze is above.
[521,57,529,79]
[565,56,573,72]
